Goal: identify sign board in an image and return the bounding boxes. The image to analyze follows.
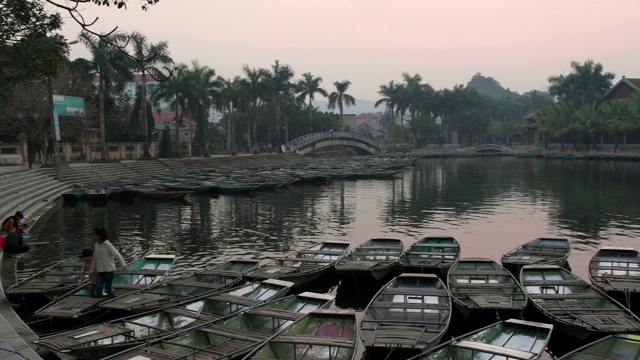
[53,94,85,116]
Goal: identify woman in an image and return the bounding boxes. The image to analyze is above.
[89,227,128,298]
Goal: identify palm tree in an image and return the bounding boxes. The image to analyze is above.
[296,72,328,133]
[328,80,356,131]
[185,61,219,157]
[217,76,245,155]
[538,100,576,149]
[152,63,189,157]
[548,59,615,107]
[265,60,294,149]
[128,32,173,158]
[600,100,634,149]
[402,73,434,121]
[79,31,133,160]
[572,103,603,149]
[242,66,268,152]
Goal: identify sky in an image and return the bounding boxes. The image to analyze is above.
[60,0,639,100]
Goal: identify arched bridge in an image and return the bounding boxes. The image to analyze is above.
[287,132,381,155]
[475,144,504,153]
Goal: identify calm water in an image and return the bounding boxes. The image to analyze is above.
[16,156,640,357]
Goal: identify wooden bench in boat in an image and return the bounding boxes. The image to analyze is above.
[296,250,346,255]
[37,323,132,349]
[207,293,262,306]
[364,319,448,325]
[371,302,449,309]
[372,324,437,345]
[450,270,509,276]
[568,314,640,331]
[382,288,448,295]
[123,347,182,360]
[453,340,535,359]
[245,307,306,320]
[405,251,458,256]
[101,293,171,309]
[532,293,604,299]
[273,335,355,348]
[200,324,266,342]
[523,280,585,286]
[275,257,335,263]
[165,280,230,289]
[198,269,247,277]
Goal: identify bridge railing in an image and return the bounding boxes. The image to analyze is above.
[287,132,380,152]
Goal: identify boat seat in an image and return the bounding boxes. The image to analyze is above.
[364,319,447,325]
[451,270,507,276]
[275,257,334,263]
[296,250,345,255]
[382,288,448,295]
[371,302,450,309]
[120,269,166,276]
[350,251,401,256]
[533,293,603,299]
[207,293,261,306]
[166,280,227,289]
[406,251,458,256]
[201,325,266,342]
[523,280,585,286]
[246,307,305,320]
[198,270,245,277]
[273,335,355,348]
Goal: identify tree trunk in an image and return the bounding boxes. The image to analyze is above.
[99,80,108,161]
[275,102,281,151]
[231,112,237,156]
[227,108,232,154]
[252,105,258,153]
[339,104,344,130]
[174,97,181,157]
[141,73,151,158]
[308,99,313,133]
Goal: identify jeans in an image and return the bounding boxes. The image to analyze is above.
[95,271,115,298]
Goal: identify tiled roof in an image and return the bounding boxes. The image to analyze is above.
[153,112,195,127]
[355,113,379,120]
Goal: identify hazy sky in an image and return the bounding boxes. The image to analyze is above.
[61,0,638,100]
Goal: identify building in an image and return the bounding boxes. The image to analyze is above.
[600,77,640,102]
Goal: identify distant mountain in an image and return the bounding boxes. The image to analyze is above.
[467,73,520,99]
[315,98,382,115]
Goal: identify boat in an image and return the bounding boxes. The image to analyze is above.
[244,309,358,360]
[61,187,87,201]
[400,235,461,278]
[33,255,176,327]
[5,255,85,313]
[86,187,110,201]
[558,333,640,359]
[335,238,404,282]
[360,273,452,358]
[105,292,335,360]
[521,264,640,340]
[589,247,640,309]
[447,258,527,320]
[98,259,260,314]
[134,188,193,199]
[407,319,554,360]
[243,241,350,288]
[35,279,294,360]
[501,237,571,275]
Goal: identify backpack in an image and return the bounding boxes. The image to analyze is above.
[2,217,12,226]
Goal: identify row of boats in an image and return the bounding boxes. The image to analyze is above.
[5,236,640,359]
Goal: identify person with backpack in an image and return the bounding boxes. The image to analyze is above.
[2,211,24,233]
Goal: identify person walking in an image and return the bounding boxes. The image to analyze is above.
[89,226,128,298]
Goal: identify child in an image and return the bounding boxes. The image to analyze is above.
[78,248,96,296]
[90,226,128,298]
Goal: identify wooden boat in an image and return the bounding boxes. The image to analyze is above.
[86,187,110,201]
[99,259,260,314]
[335,238,404,282]
[447,258,527,320]
[501,237,571,275]
[33,255,176,326]
[35,279,294,360]
[558,333,640,359]
[243,241,350,288]
[521,264,640,340]
[135,188,192,199]
[400,235,461,278]
[61,187,87,200]
[5,255,84,312]
[360,273,452,358]
[408,319,554,360]
[106,292,335,360]
[589,247,640,309]
[244,309,358,360]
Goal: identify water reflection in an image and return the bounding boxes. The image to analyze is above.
[21,157,640,285]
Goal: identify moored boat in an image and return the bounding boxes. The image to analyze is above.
[244,309,358,360]
[243,241,350,288]
[521,264,640,340]
[361,273,452,358]
[99,259,260,314]
[86,187,110,201]
[105,292,335,360]
[335,238,404,282]
[61,187,87,201]
[33,255,176,328]
[400,235,460,278]
[35,279,294,360]
[135,188,192,199]
[447,258,527,320]
[407,319,554,360]
[501,236,571,275]
[5,255,84,313]
[589,247,640,309]
[558,333,640,359]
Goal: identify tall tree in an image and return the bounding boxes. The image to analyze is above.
[128,31,173,157]
[328,80,356,131]
[242,66,268,151]
[152,63,189,157]
[79,31,133,160]
[296,72,328,133]
[601,100,634,148]
[186,61,219,157]
[265,60,294,149]
[548,60,615,107]
[218,76,245,155]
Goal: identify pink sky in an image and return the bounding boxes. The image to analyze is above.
[61,0,639,100]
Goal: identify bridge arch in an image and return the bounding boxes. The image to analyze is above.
[475,144,504,153]
[287,132,381,155]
